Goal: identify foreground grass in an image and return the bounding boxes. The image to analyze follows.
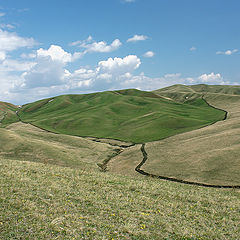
[0,158,239,239]
[6,89,225,143]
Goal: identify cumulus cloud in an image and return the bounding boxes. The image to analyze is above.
[0,12,6,17]
[0,29,37,53]
[70,36,122,53]
[0,59,35,72]
[22,58,67,89]
[98,55,141,74]
[120,72,229,91]
[9,55,141,102]
[190,46,196,51]
[37,45,73,63]
[143,51,155,58]
[127,35,148,42]
[198,72,225,84]
[0,27,232,105]
[216,49,238,55]
[19,45,83,89]
[82,39,121,53]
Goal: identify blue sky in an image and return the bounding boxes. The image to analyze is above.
[0,0,239,104]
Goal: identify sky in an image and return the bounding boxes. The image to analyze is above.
[0,0,239,104]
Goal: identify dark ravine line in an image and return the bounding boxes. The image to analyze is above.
[16,111,135,171]
[135,98,239,189]
[97,148,123,172]
[83,138,135,148]
[136,144,240,189]
[201,96,228,120]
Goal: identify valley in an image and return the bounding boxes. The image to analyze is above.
[0,84,240,239]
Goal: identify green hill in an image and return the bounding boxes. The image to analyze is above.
[0,101,18,125]
[121,84,240,185]
[6,89,225,143]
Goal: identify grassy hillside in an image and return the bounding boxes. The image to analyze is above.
[8,89,225,143]
[0,157,239,240]
[129,84,240,185]
[0,101,18,126]
[0,122,118,170]
[0,85,239,239]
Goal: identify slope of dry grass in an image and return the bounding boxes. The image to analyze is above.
[0,157,239,239]
[0,122,118,170]
[140,85,240,185]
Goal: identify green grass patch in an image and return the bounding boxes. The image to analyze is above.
[7,89,226,143]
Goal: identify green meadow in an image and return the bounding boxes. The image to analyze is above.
[5,89,225,143]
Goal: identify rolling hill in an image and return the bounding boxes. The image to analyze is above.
[4,89,225,143]
[0,85,239,239]
[0,101,18,125]
[109,85,240,185]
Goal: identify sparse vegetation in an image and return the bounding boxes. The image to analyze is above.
[0,158,239,239]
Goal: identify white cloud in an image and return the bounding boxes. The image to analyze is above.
[143,51,155,58]
[7,55,141,102]
[98,55,141,74]
[70,36,93,46]
[190,46,196,51]
[0,51,6,61]
[21,57,67,89]
[37,45,73,63]
[0,12,5,17]
[216,49,238,55]
[0,26,233,105]
[0,59,35,72]
[70,36,122,53]
[198,72,225,84]
[0,29,36,52]
[81,39,121,53]
[35,45,84,63]
[127,35,148,42]
[121,72,230,91]
[20,52,37,59]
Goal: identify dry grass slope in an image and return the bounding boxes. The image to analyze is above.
[0,158,239,239]
[140,85,240,185]
[0,122,118,170]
